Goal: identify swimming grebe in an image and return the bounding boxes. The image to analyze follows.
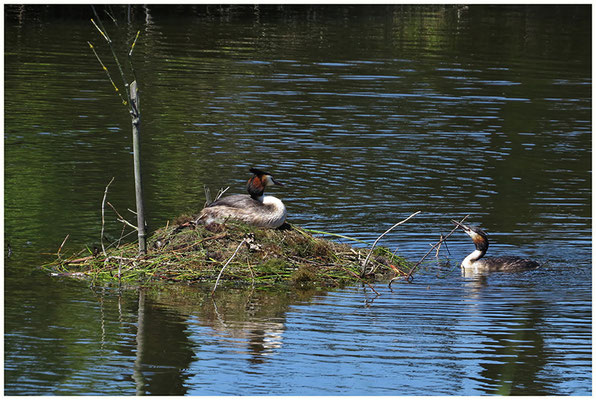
[196,168,287,228]
[454,221,540,272]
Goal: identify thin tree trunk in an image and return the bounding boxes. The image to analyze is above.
[130,80,147,254]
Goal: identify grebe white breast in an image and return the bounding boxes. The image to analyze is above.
[454,221,540,272]
[196,168,287,228]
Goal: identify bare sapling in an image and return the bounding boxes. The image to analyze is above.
[88,6,146,254]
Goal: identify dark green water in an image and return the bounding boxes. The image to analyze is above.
[4,5,591,395]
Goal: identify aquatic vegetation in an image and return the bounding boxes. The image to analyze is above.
[43,218,412,289]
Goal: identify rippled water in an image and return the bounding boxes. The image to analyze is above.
[4,5,591,395]
[5,271,590,395]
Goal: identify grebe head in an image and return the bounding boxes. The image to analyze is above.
[247,168,284,200]
[453,221,489,252]
[452,220,540,272]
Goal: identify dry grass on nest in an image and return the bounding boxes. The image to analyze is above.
[43,217,412,288]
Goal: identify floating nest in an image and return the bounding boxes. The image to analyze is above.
[43,216,413,289]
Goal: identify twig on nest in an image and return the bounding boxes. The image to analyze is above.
[107,201,138,231]
[101,177,115,256]
[57,234,70,260]
[361,210,421,277]
[203,186,212,207]
[170,232,228,254]
[204,186,230,207]
[214,186,229,201]
[211,237,247,296]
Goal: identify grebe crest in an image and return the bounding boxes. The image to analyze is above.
[197,168,287,228]
[247,167,283,200]
[453,221,539,272]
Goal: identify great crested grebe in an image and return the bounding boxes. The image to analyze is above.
[453,221,540,272]
[196,168,287,228]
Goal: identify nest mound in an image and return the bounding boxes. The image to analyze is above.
[45,216,412,288]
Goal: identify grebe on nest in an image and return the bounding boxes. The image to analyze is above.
[453,221,540,272]
[196,168,287,228]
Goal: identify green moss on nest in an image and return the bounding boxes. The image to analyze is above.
[43,219,413,288]
[290,265,317,286]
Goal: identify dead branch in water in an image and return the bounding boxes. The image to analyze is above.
[361,210,421,277]
[389,214,469,289]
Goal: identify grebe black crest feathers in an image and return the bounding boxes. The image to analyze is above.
[197,168,287,228]
[453,221,539,272]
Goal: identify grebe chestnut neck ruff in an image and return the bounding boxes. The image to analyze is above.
[197,168,287,228]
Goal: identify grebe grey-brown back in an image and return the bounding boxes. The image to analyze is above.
[453,221,539,272]
[196,168,287,228]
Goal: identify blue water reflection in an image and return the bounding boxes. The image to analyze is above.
[4,5,591,396]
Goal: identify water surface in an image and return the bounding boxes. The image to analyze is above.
[4,5,591,395]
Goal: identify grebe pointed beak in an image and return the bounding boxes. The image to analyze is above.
[270,176,284,186]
